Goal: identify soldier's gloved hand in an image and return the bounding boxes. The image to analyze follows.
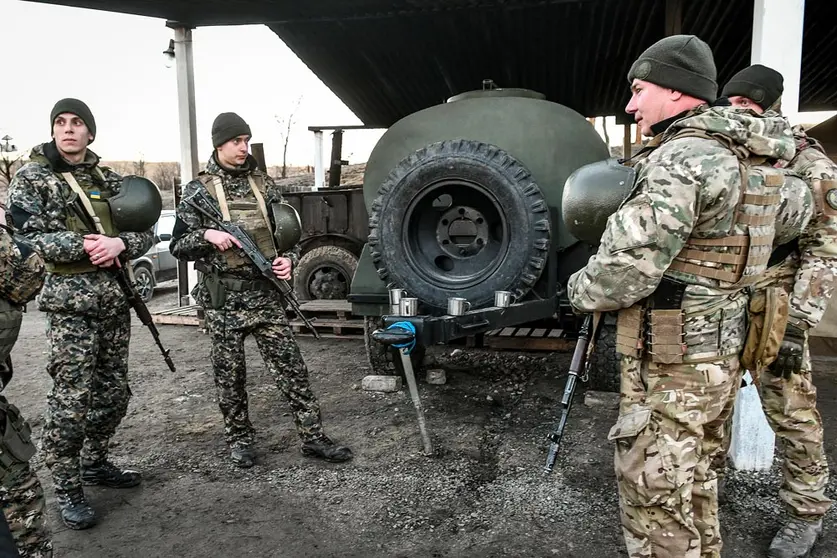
[770,323,807,379]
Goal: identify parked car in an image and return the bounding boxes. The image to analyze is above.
[131,209,177,303]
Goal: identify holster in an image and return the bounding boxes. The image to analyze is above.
[0,398,36,484]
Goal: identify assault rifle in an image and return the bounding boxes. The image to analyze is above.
[183,191,321,339]
[544,312,600,473]
[71,203,176,372]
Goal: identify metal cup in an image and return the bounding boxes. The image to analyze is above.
[400,297,419,316]
[447,297,471,316]
[494,290,515,308]
[389,288,407,314]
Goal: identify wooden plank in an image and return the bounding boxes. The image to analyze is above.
[499,328,517,337]
[531,328,548,337]
[298,299,352,312]
[483,336,576,352]
[151,314,202,326]
[514,328,532,337]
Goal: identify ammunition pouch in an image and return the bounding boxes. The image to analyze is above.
[740,286,789,373]
[616,278,687,363]
[0,397,36,484]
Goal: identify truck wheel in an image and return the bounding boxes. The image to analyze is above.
[364,316,391,374]
[295,246,358,301]
[133,265,155,303]
[367,139,551,310]
[587,322,620,393]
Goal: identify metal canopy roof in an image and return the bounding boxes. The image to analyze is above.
[25,0,837,126]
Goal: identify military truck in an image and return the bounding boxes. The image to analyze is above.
[347,84,622,391]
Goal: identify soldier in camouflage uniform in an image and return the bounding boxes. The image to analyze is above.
[6,99,154,530]
[0,216,52,557]
[170,112,352,468]
[713,64,837,558]
[567,36,797,557]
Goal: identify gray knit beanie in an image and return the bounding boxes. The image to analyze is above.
[627,35,718,102]
[212,112,252,148]
[50,98,97,142]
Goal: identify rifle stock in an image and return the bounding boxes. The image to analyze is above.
[184,192,321,339]
[543,313,599,473]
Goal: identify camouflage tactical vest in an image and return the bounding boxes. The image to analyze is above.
[616,128,803,364]
[50,170,120,275]
[200,173,277,269]
[664,128,788,287]
[0,225,45,305]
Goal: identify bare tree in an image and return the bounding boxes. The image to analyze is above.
[152,162,181,191]
[0,135,24,187]
[133,155,147,177]
[274,96,303,179]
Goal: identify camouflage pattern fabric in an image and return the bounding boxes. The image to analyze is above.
[5,142,153,493]
[171,154,323,448]
[202,290,324,446]
[568,105,795,557]
[713,129,837,519]
[611,356,738,558]
[40,310,132,492]
[0,462,52,558]
[780,126,837,329]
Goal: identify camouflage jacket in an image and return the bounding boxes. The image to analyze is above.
[5,142,154,315]
[170,153,300,280]
[771,125,837,329]
[568,106,795,322]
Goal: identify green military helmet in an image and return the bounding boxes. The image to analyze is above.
[109,175,163,232]
[561,158,636,245]
[271,202,302,253]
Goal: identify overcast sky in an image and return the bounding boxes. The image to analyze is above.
[0,0,387,166]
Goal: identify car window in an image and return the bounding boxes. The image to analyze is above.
[157,214,176,236]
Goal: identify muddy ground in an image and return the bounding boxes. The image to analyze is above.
[6,282,837,558]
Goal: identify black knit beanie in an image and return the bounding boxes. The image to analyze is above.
[627,35,718,102]
[722,64,784,111]
[212,112,252,147]
[50,98,96,142]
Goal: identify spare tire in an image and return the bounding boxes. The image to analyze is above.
[368,139,551,310]
[295,245,358,301]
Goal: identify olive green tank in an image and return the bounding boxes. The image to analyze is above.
[357,86,610,311]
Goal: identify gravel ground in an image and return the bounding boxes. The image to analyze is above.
[5,283,837,557]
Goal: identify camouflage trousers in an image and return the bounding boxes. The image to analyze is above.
[1,464,53,557]
[610,355,738,558]
[203,291,324,448]
[40,309,132,493]
[713,343,831,518]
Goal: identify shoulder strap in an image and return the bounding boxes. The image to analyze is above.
[61,172,107,235]
[247,174,279,254]
[201,175,232,221]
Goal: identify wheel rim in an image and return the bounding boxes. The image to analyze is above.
[306,265,349,299]
[135,271,153,300]
[403,179,509,288]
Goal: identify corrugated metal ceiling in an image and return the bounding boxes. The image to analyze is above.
[25,0,837,125]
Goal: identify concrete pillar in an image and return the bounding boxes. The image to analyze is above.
[751,0,805,118]
[169,23,200,306]
[728,0,806,471]
[313,130,325,191]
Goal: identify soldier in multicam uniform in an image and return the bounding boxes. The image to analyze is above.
[6,99,154,530]
[170,112,352,468]
[0,210,52,557]
[567,36,798,557]
[712,64,837,558]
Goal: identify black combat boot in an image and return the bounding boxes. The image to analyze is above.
[81,460,142,488]
[300,436,353,463]
[230,443,256,468]
[56,488,97,530]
